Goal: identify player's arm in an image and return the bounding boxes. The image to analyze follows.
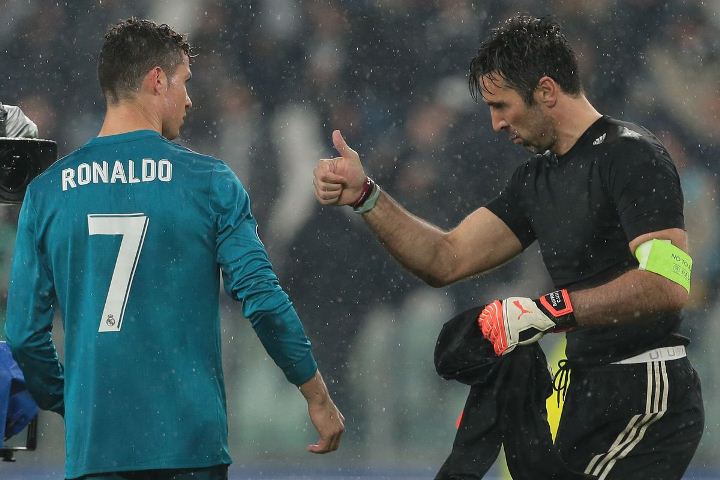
[298,370,345,454]
[313,130,523,286]
[480,227,691,356]
[365,198,523,286]
[571,227,689,327]
[212,161,343,453]
[571,141,690,326]
[4,192,64,415]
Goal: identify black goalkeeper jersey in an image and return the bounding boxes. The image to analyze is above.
[486,115,688,366]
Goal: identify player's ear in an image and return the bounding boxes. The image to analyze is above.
[142,66,166,95]
[535,76,558,108]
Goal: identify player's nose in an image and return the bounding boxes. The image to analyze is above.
[491,111,507,132]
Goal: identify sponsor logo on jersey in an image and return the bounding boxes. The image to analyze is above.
[61,158,173,191]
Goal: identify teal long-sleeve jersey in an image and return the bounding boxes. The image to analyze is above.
[4,130,317,478]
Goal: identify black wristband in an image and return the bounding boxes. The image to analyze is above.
[535,289,577,330]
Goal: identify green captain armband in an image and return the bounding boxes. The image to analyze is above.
[634,239,692,292]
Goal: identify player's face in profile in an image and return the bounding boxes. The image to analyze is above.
[161,53,192,140]
[481,74,554,154]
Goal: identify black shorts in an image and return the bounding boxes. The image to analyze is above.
[71,464,229,480]
[555,356,704,480]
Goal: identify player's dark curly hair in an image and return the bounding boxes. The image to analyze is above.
[469,15,582,104]
[98,18,192,103]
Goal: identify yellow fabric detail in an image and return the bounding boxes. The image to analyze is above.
[635,239,692,292]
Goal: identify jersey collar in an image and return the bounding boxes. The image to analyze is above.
[553,115,610,162]
[86,129,161,147]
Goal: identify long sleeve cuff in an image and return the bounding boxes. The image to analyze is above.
[283,350,318,386]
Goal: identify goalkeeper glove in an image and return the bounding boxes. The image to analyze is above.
[478,289,576,356]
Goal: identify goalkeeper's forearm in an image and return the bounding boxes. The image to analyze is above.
[361,190,455,287]
[570,269,688,327]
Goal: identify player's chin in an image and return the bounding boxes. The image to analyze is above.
[162,126,181,140]
[522,143,540,154]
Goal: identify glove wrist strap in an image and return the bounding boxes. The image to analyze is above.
[537,289,577,329]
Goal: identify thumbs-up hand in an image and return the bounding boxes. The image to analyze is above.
[313,130,367,206]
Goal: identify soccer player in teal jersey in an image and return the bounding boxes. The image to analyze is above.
[4,18,344,480]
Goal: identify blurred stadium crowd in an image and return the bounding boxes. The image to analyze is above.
[1,0,719,476]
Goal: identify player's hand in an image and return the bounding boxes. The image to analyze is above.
[313,130,367,206]
[478,290,576,356]
[306,395,345,454]
[299,371,345,453]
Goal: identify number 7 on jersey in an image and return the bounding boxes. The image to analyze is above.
[88,214,149,332]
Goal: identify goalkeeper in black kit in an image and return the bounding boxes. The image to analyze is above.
[312,14,703,480]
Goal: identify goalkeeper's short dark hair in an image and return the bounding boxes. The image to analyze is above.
[469,15,582,105]
[98,18,192,104]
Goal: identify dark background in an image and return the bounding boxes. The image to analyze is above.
[1,0,718,477]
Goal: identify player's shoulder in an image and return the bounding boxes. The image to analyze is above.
[499,155,544,191]
[27,149,77,191]
[42,134,226,174]
[27,134,232,199]
[156,136,225,165]
[163,140,242,181]
[502,149,548,176]
[516,152,549,176]
[594,116,670,163]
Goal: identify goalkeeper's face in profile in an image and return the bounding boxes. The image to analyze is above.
[481,74,556,155]
[469,16,583,155]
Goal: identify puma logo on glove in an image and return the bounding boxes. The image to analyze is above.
[478,290,576,356]
[513,300,532,319]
